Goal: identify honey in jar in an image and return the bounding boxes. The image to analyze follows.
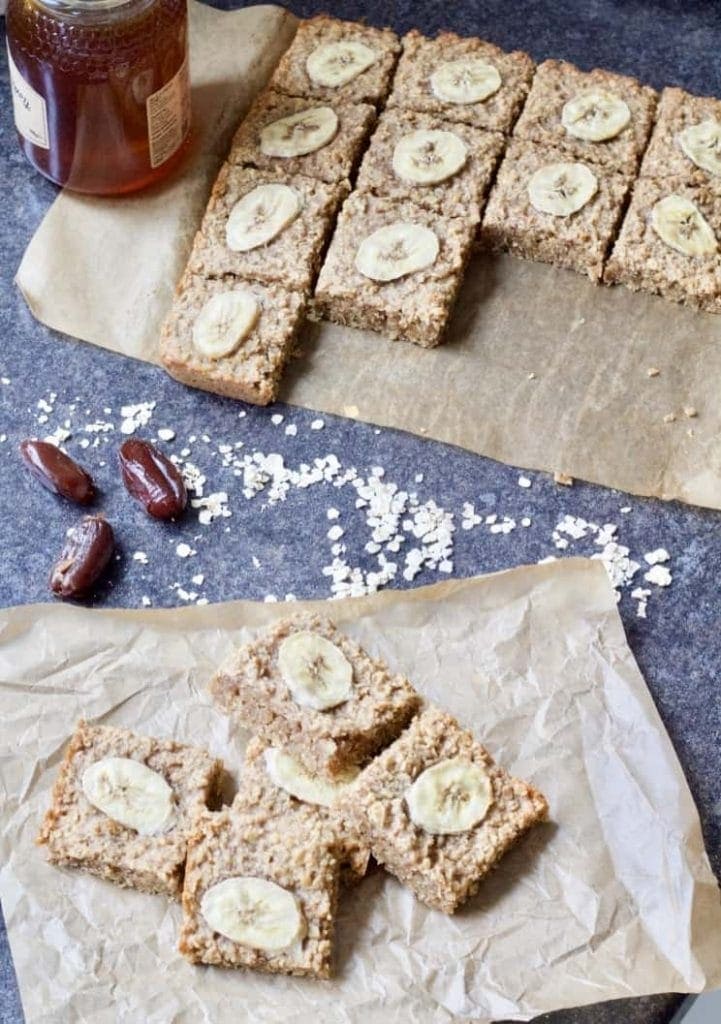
[6,0,191,195]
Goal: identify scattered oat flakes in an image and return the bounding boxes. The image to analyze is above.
[644,564,672,587]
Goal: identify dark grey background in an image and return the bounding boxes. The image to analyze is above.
[1,2,720,1022]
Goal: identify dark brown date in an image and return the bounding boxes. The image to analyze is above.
[50,516,115,599]
[118,439,187,520]
[20,439,95,505]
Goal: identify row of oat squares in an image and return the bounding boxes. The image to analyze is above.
[159,15,721,406]
[37,614,547,979]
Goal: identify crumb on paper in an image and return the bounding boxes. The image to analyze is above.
[344,405,359,418]
[683,406,698,419]
[646,367,660,378]
[663,413,676,424]
[553,471,574,486]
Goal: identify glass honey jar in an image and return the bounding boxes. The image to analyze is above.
[6,0,191,195]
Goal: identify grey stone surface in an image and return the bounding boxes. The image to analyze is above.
[1,2,719,1021]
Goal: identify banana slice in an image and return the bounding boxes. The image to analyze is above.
[192,290,260,360]
[430,58,502,105]
[260,107,338,158]
[306,41,378,88]
[82,757,176,835]
[264,747,359,807]
[392,129,468,185]
[355,222,439,281]
[405,757,493,835]
[528,161,598,216]
[650,195,717,257]
[677,120,721,177]
[278,631,353,711]
[226,183,301,252]
[561,90,631,142]
[201,876,306,950]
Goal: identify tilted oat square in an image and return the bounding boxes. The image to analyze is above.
[228,89,376,185]
[387,29,534,134]
[639,86,721,188]
[179,806,339,978]
[269,15,400,107]
[480,139,632,282]
[355,106,505,216]
[188,163,348,294]
[513,59,657,173]
[340,705,548,914]
[37,720,223,898]
[235,736,370,885]
[604,175,721,314]
[209,613,421,778]
[159,269,305,406]
[311,191,477,347]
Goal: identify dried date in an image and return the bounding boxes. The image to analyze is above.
[50,516,115,599]
[20,439,95,505]
[118,439,187,520]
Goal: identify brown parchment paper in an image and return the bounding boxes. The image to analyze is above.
[1,559,720,1023]
[15,4,721,512]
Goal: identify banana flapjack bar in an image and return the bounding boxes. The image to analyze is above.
[209,613,421,779]
[37,720,223,898]
[338,705,548,914]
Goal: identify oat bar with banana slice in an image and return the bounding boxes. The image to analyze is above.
[228,88,376,185]
[338,705,548,914]
[180,805,339,978]
[311,191,477,347]
[604,175,721,313]
[513,59,657,173]
[37,720,224,898]
[209,613,421,779]
[269,15,400,107]
[480,139,633,281]
[387,29,534,134]
[355,106,505,217]
[235,736,370,885]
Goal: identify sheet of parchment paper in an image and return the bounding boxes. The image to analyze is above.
[1,559,720,1024]
[15,4,721,512]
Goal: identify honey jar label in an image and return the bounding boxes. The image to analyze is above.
[146,55,191,169]
[7,43,49,151]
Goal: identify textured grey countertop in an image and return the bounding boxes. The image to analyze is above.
[1,2,719,1022]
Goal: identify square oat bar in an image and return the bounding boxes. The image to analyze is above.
[159,270,305,406]
[480,140,632,282]
[37,720,223,898]
[639,86,721,187]
[341,706,548,914]
[209,613,421,779]
[312,191,477,346]
[513,59,657,173]
[355,107,505,216]
[604,176,721,314]
[387,29,534,134]
[179,806,339,978]
[269,15,400,107]
[188,163,348,294]
[228,89,376,185]
[236,737,370,885]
